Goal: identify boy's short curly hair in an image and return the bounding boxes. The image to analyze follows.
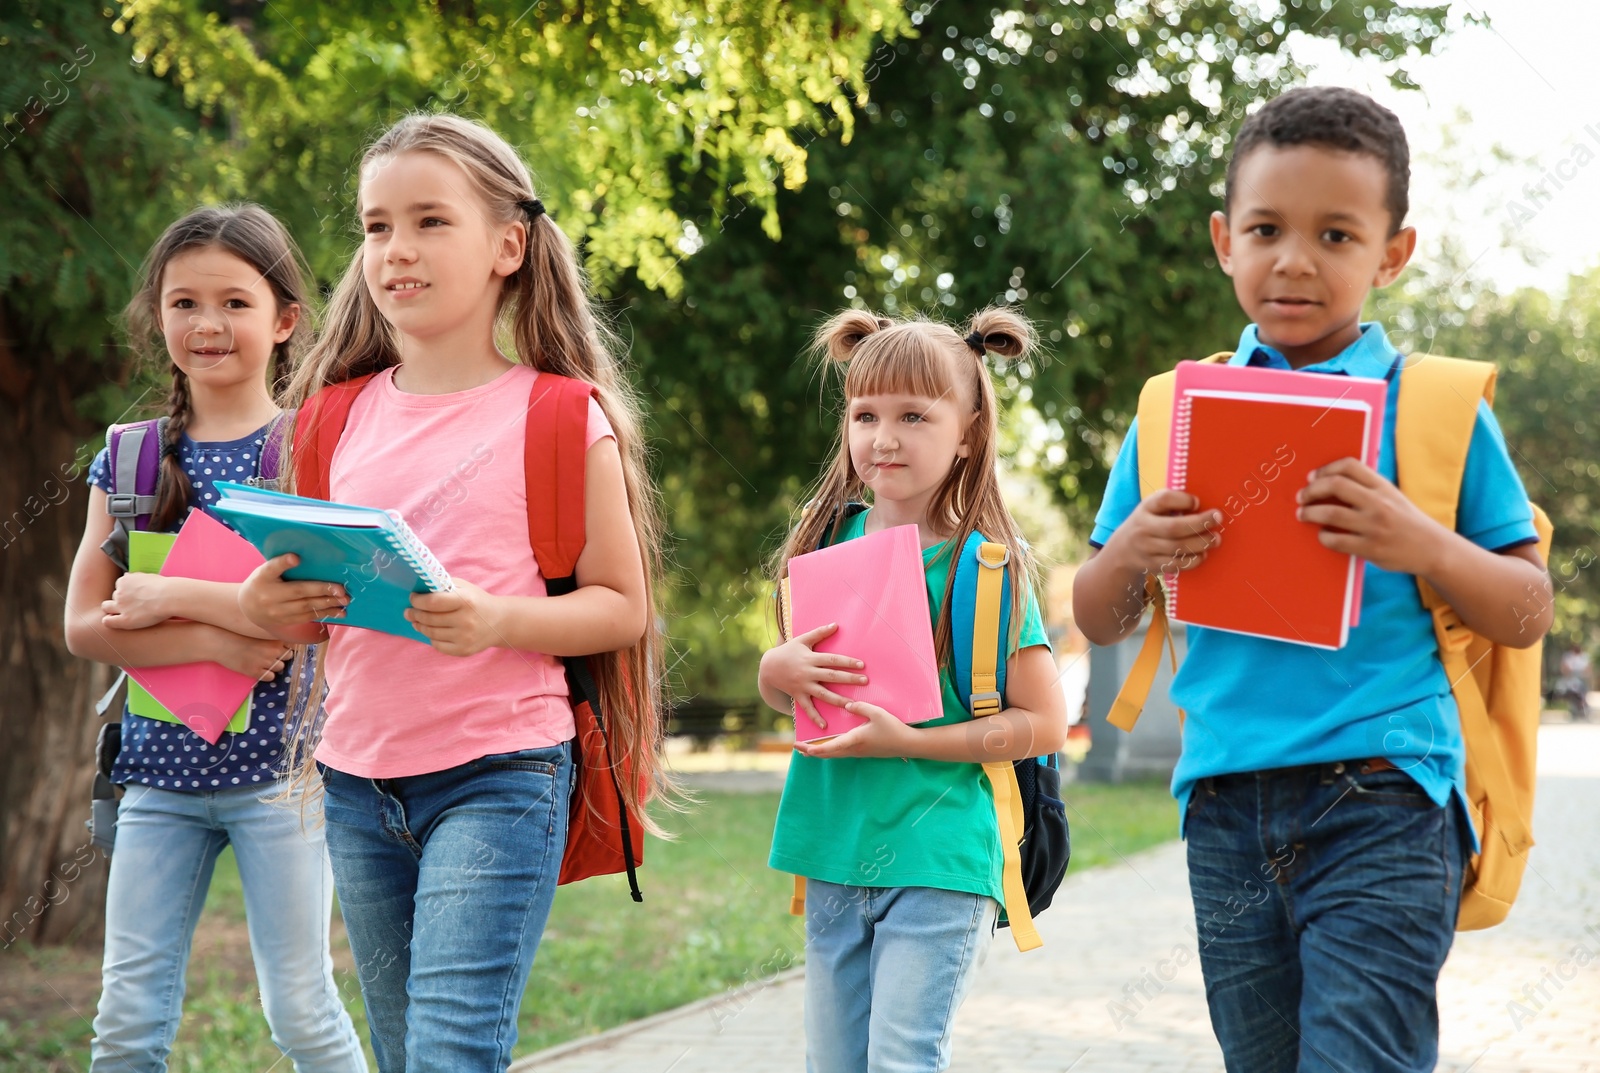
[1225,86,1410,233]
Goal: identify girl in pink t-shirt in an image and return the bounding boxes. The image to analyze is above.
[240,114,666,1073]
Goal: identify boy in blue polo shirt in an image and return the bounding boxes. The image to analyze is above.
[1073,87,1552,1073]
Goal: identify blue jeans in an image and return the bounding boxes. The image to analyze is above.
[1185,761,1468,1073]
[318,743,572,1073]
[803,879,998,1073]
[90,782,365,1073]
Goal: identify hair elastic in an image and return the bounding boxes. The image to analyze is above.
[518,198,546,220]
[964,329,987,355]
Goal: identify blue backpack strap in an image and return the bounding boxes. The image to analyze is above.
[951,531,1011,715]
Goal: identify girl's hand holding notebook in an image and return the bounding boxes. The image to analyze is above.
[780,524,944,743]
[215,480,452,645]
[794,699,923,759]
[760,621,870,731]
[404,578,506,658]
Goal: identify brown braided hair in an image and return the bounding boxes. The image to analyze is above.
[123,204,313,530]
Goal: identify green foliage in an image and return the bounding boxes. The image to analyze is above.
[112,0,910,288]
[0,0,201,423]
[624,0,1456,696]
[754,0,1453,511]
[1376,260,1600,645]
[4,0,910,698]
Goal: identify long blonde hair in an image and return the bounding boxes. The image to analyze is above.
[280,114,670,829]
[777,306,1040,665]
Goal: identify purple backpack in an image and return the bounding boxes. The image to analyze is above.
[98,414,287,570]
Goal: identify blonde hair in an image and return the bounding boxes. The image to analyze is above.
[777,306,1040,664]
[280,114,671,830]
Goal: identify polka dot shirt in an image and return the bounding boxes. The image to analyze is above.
[87,423,307,792]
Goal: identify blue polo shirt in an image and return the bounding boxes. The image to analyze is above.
[1089,323,1539,837]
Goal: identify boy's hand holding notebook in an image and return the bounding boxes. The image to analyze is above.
[780,524,944,743]
[212,481,454,645]
[1163,360,1387,650]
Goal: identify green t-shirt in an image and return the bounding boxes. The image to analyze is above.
[768,511,1050,902]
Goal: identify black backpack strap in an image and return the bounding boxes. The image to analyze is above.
[569,649,642,902]
[547,571,642,902]
[823,502,868,547]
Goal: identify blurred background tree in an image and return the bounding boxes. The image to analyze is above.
[1375,255,1600,651]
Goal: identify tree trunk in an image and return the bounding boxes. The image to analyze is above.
[0,306,113,948]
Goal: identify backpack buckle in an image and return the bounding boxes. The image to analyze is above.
[978,544,1010,569]
[970,691,1002,717]
[106,493,139,518]
[1429,604,1474,654]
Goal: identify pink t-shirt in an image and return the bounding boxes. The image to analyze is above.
[315,364,613,778]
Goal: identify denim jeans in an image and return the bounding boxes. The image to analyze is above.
[90,782,366,1073]
[319,743,572,1073]
[803,879,998,1073]
[1185,761,1468,1073]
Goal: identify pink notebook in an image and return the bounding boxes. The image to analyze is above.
[1165,361,1387,646]
[126,509,268,744]
[782,524,943,742]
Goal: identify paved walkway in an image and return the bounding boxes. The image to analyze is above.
[514,724,1600,1072]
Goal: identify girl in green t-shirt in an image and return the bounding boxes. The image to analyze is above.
[760,306,1069,1073]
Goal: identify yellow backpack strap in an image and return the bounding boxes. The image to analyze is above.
[1106,353,1229,731]
[982,760,1040,952]
[970,542,1007,717]
[1395,355,1491,532]
[791,875,806,916]
[1396,356,1532,856]
[974,541,1041,952]
[1134,369,1178,501]
[1107,576,1179,731]
[1134,351,1230,498]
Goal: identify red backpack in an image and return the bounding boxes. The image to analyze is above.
[293,371,648,898]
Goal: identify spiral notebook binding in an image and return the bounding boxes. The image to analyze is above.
[779,576,796,719]
[382,512,454,592]
[1165,395,1196,619]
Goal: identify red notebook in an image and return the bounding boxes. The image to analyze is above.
[1164,361,1387,649]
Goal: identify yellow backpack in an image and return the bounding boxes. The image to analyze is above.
[1109,353,1552,931]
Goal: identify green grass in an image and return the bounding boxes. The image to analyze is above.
[0,781,1177,1070]
[518,790,804,1052]
[1061,780,1180,871]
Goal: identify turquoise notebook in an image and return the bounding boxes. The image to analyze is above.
[211,481,453,645]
